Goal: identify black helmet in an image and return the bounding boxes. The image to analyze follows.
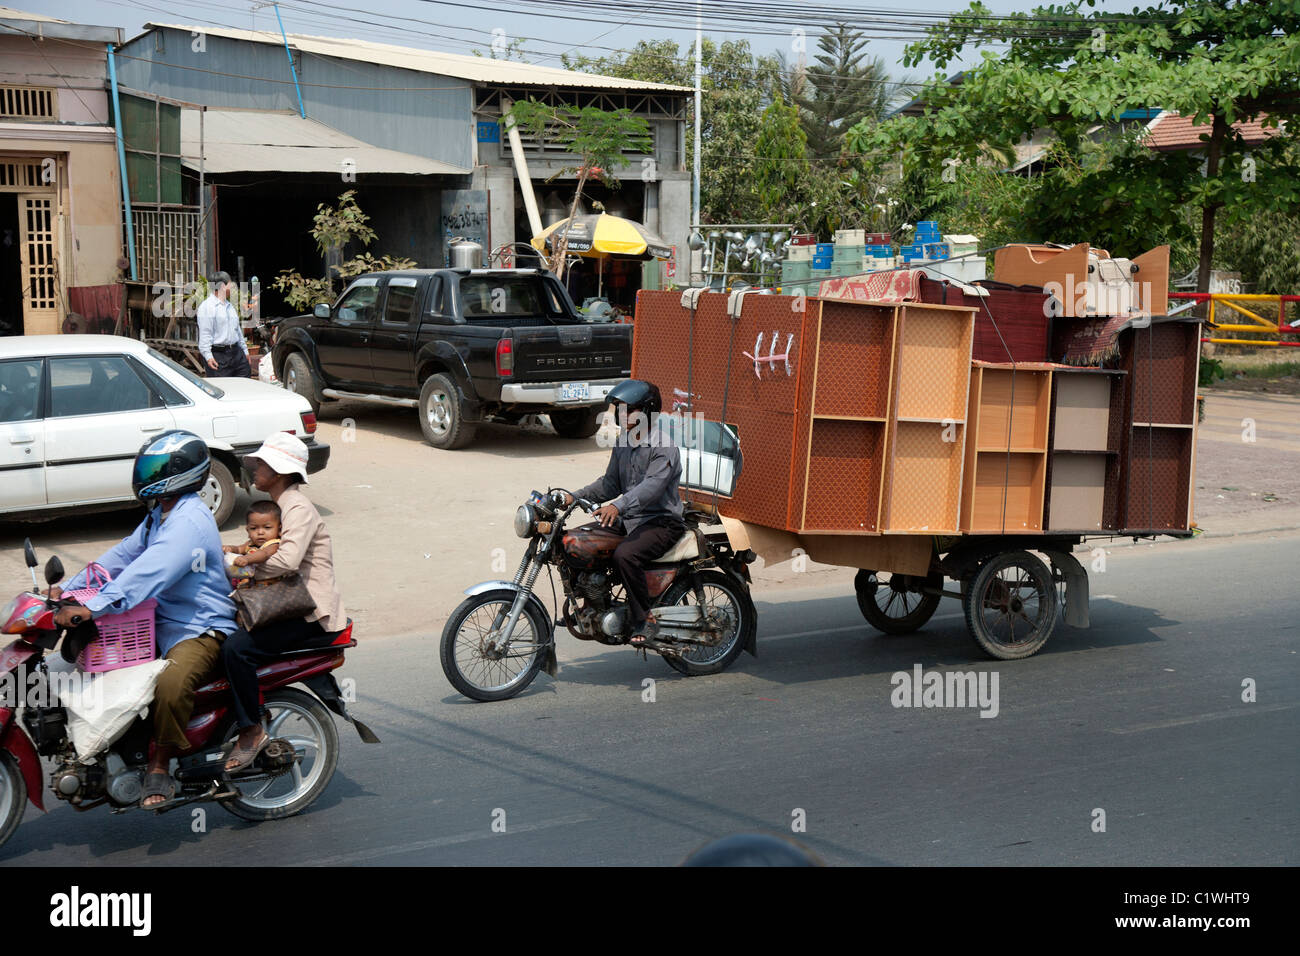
[607,379,661,416]
[132,430,211,503]
[680,833,823,867]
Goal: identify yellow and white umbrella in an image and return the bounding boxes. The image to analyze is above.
[531,213,672,261]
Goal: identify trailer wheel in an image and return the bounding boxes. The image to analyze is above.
[963,551,1058,660]
[854,570,941,635]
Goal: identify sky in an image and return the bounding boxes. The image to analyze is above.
[31,0,1146,87]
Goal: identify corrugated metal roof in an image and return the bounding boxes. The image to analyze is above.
[179,109,469,175]
[1145,111,1285,151]
[147,22,692,93]
[0,6,65,22]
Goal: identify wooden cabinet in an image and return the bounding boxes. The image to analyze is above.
[960,364,1052,532]
[1045,369,1124,532]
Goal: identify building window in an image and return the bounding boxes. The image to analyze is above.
[0,86,57,120]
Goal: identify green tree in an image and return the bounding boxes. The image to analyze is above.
[503,100,651,278]
[793,25,904,160]
[846,0,1300,292]
[272,190,416,310]
[564,38,785,225]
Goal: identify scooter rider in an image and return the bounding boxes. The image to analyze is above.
[562,380,684,646]
[53,430,237,808]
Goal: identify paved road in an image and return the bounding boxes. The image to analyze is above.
[3,531,1295,866]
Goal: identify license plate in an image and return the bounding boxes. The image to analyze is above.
[559,382,590,402]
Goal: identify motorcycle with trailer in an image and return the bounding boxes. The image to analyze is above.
[440,488,759,702]
[0,539,378,850]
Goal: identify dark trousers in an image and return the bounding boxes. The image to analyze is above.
[222,618,340,729]
[612,518,684,628]
[208,345,250,379]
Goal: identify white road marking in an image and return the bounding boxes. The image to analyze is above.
[1110,702,1297,734]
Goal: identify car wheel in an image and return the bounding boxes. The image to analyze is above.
[199,458,237,526]
[283,353,320,415]
[419,373,476,450]
[549,408,603,439]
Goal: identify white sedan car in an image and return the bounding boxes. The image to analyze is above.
[0,335,328,526]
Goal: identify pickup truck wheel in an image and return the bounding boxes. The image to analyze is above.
[420,374,476,450]
[198,458,237,527]
[283,353,320,416]
[549,408,603,439]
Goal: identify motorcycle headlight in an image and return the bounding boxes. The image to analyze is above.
[514,504,537,538]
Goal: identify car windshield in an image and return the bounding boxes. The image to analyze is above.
[148,348,224,398]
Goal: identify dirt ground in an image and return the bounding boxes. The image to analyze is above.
[2,390,1297,639]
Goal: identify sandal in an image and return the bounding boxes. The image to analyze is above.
[223,730,270,773]
[629,615,659,647]
[141,771,176,809]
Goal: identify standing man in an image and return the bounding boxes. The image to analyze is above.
[197,271,250,378]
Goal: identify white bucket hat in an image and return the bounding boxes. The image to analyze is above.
[243,431,310,483]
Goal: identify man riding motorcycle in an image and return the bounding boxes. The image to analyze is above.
[562,380,684,647]
[52,430,238,808]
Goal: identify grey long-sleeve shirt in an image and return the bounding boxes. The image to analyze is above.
[574,432,684,533]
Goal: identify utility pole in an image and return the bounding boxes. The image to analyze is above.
[692,1,702,231]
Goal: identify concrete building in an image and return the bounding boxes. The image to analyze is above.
[111,23,691,315]
[0,7,124,335]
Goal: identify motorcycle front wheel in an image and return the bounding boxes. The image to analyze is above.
[0,752,26,849]
[660,570,754,677]
[440,589,552,702]
[219,687,339,822]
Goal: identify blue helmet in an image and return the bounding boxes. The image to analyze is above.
[131,430,210,503]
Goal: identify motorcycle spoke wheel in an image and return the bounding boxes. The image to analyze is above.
[220,688,338,821]
[441,590,550,702]
[659,571,752,677]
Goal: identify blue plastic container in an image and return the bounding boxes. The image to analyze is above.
[814,243,834,258]
[812,254,833,269]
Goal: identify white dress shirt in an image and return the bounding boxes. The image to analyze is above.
[196,294,247,362]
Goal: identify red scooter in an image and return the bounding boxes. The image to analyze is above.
[0,539,378,850]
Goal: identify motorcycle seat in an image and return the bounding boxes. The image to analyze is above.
[650,531,699,564]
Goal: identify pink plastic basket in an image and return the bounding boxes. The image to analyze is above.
[65,563,157,673]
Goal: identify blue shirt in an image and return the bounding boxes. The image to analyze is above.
[64,494,238,656]
[196,294,247,362]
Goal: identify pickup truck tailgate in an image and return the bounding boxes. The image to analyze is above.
[511,324,632,382]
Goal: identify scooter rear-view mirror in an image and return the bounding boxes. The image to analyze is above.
[23,537,37,569]
[44,556,64,587]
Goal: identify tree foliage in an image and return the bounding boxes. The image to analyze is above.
[502,100,651,277]
[792,24,905,160]
[272,190,416,310]
[846,0,1300,291]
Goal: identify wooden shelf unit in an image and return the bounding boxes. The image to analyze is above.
[797,300,898,532]
[1118,320,1200,532]
[960,364,1052,533]
[880,303,976,533]
[1045,369,1123,532]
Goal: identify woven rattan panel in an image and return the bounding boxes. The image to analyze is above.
[812,301,894,418]
[885,421,965,531]
[632,291,810,530]
[802,420,885,531]
[1124,426,1193,530]
[894,307,974,420]
[1129,322,1197,425]
[1102,370,1128,529]
[787,303,822,529]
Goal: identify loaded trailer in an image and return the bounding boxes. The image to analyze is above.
[632,244,1197,660]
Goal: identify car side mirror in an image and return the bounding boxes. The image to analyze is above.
[44,556,64,586]
[314,303,331,319]
[23,537,37,569]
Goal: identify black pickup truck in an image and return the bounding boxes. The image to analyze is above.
[271,268,631,449]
